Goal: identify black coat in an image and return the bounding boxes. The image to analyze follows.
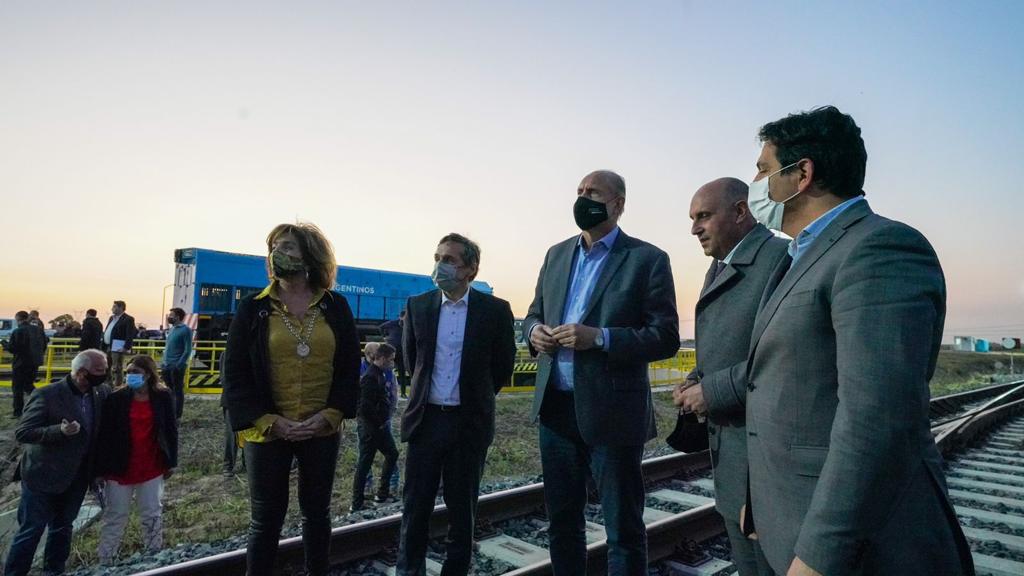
[357,364,391,427]
[79,317,104,351]
[400,288,516,447]
[223,290,362,431]
[95,386,178,477]
[104,314,136,351]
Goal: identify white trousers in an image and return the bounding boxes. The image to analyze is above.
[97,475,164,563]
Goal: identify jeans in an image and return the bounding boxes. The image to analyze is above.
[161,366,185,419]
[244,433,340,576]
[353,419,399,506]
[539,390,647,576]
[397,406,487,576]
[97,476,164,563]
[364,418,400,494]
[3,479,89,576]
[11,364,39,417]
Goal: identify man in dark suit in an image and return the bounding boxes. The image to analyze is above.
[8,310,46,418]
[397,233,516,576]
[672,178,789,576]
[706,106,973,575]
[4,349,109,576]
[79,308,104,351]
[523,170,679,575]
[103,300,136,387]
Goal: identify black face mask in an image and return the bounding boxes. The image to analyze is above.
[574,196,610,231]
[84,372,107,388]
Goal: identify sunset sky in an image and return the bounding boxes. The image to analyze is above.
[2,1,1022,342]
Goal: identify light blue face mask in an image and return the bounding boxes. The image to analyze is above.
[126,373,146,390]
[747,161,801,232]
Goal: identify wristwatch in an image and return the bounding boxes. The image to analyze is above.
[594,331,604,349]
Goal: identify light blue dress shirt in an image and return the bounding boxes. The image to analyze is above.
[788,196,865,268]
[552,227,618,391]
[428,289,469,405]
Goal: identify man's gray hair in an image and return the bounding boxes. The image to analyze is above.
[71,349,105,373]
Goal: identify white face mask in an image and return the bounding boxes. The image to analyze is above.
[747,161,800,231]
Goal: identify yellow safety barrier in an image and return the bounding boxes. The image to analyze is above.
[1,340,695,393]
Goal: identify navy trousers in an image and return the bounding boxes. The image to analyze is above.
[3,479,89,576]
[539,390,648,576]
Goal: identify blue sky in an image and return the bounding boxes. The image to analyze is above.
[1,1,1022,340]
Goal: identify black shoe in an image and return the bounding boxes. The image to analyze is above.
[350,502,364,513]
[374,493,390,503]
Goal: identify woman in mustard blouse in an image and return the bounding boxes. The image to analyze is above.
[223,223,361,576]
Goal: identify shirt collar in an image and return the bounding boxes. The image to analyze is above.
[577,226,620,254]
[721,226,757,265]
[790,196,865,254]
[441,287,471,306]
[255,281,327,309]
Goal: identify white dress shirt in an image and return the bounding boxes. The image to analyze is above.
[103,313,122,345]
[428,289,470,405]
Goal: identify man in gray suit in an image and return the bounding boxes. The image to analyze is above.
[673,178,789,576]
[524,170,679,575]
[705,106,973,575]
[4,349,109,576]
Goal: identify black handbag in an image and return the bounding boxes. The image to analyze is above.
[665,411,709,453]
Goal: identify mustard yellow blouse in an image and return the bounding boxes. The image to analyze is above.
[240,283,344,443]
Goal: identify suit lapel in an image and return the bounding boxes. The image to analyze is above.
[699,260,718,295]
[458,290,483,394]
[581,232,629,321]
[548,241,575,325]
[699,264,737,302]
[749,201,873,351]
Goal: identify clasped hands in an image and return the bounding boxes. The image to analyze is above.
[530,323,601,354]
[270,413,331,442]
[673,377,706,419]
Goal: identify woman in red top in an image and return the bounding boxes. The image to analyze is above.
[96,355,178,564]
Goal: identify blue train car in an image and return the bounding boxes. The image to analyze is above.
[171,247,492,339]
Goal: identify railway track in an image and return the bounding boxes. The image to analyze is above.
[135,380,1024,576]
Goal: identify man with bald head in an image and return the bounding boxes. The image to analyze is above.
[672,177,789,575]
[524,170,679,575]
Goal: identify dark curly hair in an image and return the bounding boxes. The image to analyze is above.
[759,106,867,199]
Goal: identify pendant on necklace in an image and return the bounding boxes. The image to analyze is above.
[297,343,311,358]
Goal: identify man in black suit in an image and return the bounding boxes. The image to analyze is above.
[523,170,680,575]
[79,309,104,351]
[103,300,136,387]
[396,233,516,576]
[672,178,789,576]
[8,311,46,418]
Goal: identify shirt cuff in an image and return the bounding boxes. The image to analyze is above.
[601,328,610,352]
[320,408,343,431]
[253,414,279,436]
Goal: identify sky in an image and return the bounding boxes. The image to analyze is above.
[1,1,1022,342]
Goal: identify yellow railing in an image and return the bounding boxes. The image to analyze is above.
[1,339,694,393]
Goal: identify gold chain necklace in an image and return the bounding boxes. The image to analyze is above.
[278,304,320,358]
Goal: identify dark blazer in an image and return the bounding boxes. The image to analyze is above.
[682,224,789,522]
[95,386,179,477]
[223,289,362,431]
[15,377,108,493]
[400,288,516,447]
[104,313,136,351]
[79,317,104,351]
[357,364,391,428]
[711,200,973,575]
[523,229,679,446]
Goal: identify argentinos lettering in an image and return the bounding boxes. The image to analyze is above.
[336,284,375,295]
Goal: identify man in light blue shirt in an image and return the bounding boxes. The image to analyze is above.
[162,307,192,419]
[787,195,864,267]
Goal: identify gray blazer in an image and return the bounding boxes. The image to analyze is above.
[712,200,973,575]
[15,377,107,494]
[691,224,789,522]
[523,229,679,446]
